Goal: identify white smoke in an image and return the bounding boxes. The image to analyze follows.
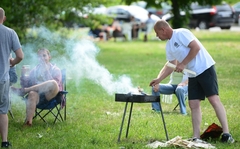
[64,39,134,94]
[22,26,135,95]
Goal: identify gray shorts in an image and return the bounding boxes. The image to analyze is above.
[0,80,10,114]
[188,65,218,100]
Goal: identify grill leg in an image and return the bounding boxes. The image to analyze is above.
[125,102,133,138]
[159,102,169,140]
[118,102,128,142]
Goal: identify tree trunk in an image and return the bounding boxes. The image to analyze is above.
[171,0,183,28]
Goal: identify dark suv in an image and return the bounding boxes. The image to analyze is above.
[162,2,235,29]
[189,2,235,29]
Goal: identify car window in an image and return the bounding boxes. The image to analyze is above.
[191,3,211,9]
[108,8,118,14]
[118,9,127,15]
[216,4,232,11]
[233,3,240,9]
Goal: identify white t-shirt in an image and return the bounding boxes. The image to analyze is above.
[166,28,215,77]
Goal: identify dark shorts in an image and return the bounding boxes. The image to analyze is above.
[25,93,47,105]
[188,65,218,100]
[37,93,48,105]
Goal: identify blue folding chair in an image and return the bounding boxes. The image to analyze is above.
[33,69,68,123]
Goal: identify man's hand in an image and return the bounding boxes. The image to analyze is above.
[9,58,15,67]
[175,63,185,73]
[178,80,188,87]
[149,78,160,87]
[178,82,185,86]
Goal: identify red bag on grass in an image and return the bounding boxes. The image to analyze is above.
[200,123,223,140]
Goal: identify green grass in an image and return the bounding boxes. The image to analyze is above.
[9,29,240,149]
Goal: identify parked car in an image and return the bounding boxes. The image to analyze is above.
[233,2,240,23]
[106,5,160,23]
[162,2,235,29]
[130,1,172,18]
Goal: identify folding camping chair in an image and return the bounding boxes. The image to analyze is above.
[171,93,188,111]
[161,72,188,111]
[33,69,68,123]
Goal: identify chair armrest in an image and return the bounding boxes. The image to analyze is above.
[59,91,68,95]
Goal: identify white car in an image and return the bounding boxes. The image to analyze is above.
[106,5,160,23]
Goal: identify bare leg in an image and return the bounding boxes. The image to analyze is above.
[189,100,201,138]
[144,34,147,42]
[0,114,8,142]
[208,95,229,133]
[24,80,59,125]
[24,80,59,100]
[25,91,39,125]
[132,25,138,39]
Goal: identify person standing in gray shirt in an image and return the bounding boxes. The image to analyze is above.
[0,7,24,148]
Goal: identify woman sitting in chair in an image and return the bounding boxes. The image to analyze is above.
[11,48,62,126]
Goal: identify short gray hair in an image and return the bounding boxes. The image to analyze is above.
[0,7,5,21]
[154,19,171,30]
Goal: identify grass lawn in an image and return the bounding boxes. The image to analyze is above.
[9,28,240,149]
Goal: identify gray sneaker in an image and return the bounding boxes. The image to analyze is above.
[221,133,234,143]
[1,142,11,148]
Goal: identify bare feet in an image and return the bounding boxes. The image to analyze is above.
[11,86,26,97]
[23,121,32,127]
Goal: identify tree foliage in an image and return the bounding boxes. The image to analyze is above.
[1,0,121,41]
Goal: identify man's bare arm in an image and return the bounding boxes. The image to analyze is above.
[176,40,200,72]
[149,60,176,86]
[10,48,24,66]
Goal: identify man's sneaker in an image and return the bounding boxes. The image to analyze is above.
[221,133,234,143]
[1,142,11,148]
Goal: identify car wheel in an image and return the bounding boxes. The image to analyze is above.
[198,21,208,29]
[220,26,231,29]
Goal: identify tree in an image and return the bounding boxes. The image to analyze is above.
[1,0,122,41]
[122,0,223,28]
